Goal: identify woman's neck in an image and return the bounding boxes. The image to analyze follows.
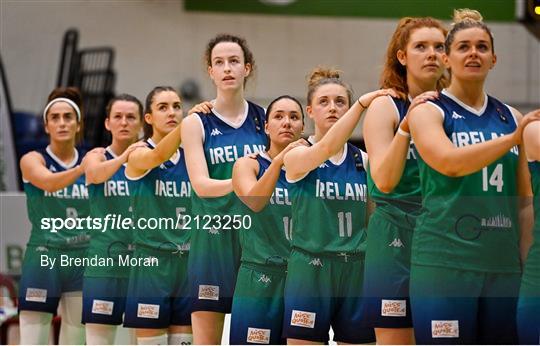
[447,79,486,110]
[407,75,438,98]
[49,141,75,163]
[214,89,246,121]
[109,138,134,156]
[267,143,285,159]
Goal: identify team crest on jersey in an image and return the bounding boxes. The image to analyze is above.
[290,310,316,328]
[246,327,271,344]
[92,299,114,315]
[431,320,459,338]
[451,111,465,120]
[198,285,219,300]
[381,300,406,317]
[26,288,47,303]
[137,303,160,319]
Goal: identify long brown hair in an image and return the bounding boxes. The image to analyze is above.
[380,17,448,100]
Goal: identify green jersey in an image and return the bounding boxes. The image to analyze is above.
[24,147,89,248]
[413,91,520,273]
[289,139,369,254]
[521,161,540,293]
[239,152,292,266]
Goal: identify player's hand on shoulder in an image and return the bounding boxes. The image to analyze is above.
[188,100,213,115]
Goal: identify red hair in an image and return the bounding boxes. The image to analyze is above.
[380,17,448,100]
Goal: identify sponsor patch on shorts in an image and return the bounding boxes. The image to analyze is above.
[198,285,219,301]
[92,299,114,315]
[246,327,271,344]
[25,288,47,303]
[137,303,160,319]
[381,299,406,317]
[290,310,316,328]
[432,320,459,338]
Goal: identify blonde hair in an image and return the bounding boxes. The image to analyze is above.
[446,8,494,53]
[306,66,353,106]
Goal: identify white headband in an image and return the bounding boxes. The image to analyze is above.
[42,97,81,123]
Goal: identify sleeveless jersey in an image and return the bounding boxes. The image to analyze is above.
[191,100,267,216]
[86,147,133,276]
[127,139,191,252]
[239,152,292,266]
[289,138,369,254]
[522,161,540,291]
[367,96,421,215]
[413,89,520,273]
[24,146,89,248]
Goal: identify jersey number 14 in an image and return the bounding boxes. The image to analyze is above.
[482,164,504,192]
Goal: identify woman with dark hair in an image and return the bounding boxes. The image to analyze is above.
[182,34,268,344]
[18,87,90,344]
[229,95,307,345]
[81,94,145,344]
[123,86,192,345]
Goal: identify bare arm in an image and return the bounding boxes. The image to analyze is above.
[126,123,182,177]
[519,120,540,263]
[20,151,84,192]
[85,142,147,184]
[408,105,540,177]
[181,114,232,197]
[284,89,396,181]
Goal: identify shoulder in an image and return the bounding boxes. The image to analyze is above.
[365,95,401,127]
[21,150,45,165]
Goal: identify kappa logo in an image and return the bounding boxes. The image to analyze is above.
[388,238,404,248]
[246,327,271,344]
[210,128,223,136]
[92,299,114,316]
[319,163,329,168]
[208,227,220,235]
[309,258,323,267]
[35,246,49,252]
[137,303,160,319]
[49,165,57,172]
[26,288,47,303]
[452,111,465,120]
[432,320,459,338]
[258,274,271,284]
[290,310,316,328]
[381,299,406,317]
[198,285,219,301]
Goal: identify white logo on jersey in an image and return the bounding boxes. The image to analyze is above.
[309,258,323,267]
[210,128,223,136]
[381,300,406,317]
[258,274,271,284]
[137,303,160,319]
[246,327,271,344]
[432,320,459,338]
[92,299,114,315]
[208,227,220,235]
[319,163,329,168]
[481,213,512,229]
[290,310,316,328]
[26,288,47,303]
[198,285,219,300]
[452,111,465,120]
[49,165,57,172]
[388,238,404,248]
[35,246,49,252]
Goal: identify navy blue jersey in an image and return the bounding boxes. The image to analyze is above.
[289,138,369,254]
[413,89,520,272]
[24,146,89,248]
[127,139,191,251]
